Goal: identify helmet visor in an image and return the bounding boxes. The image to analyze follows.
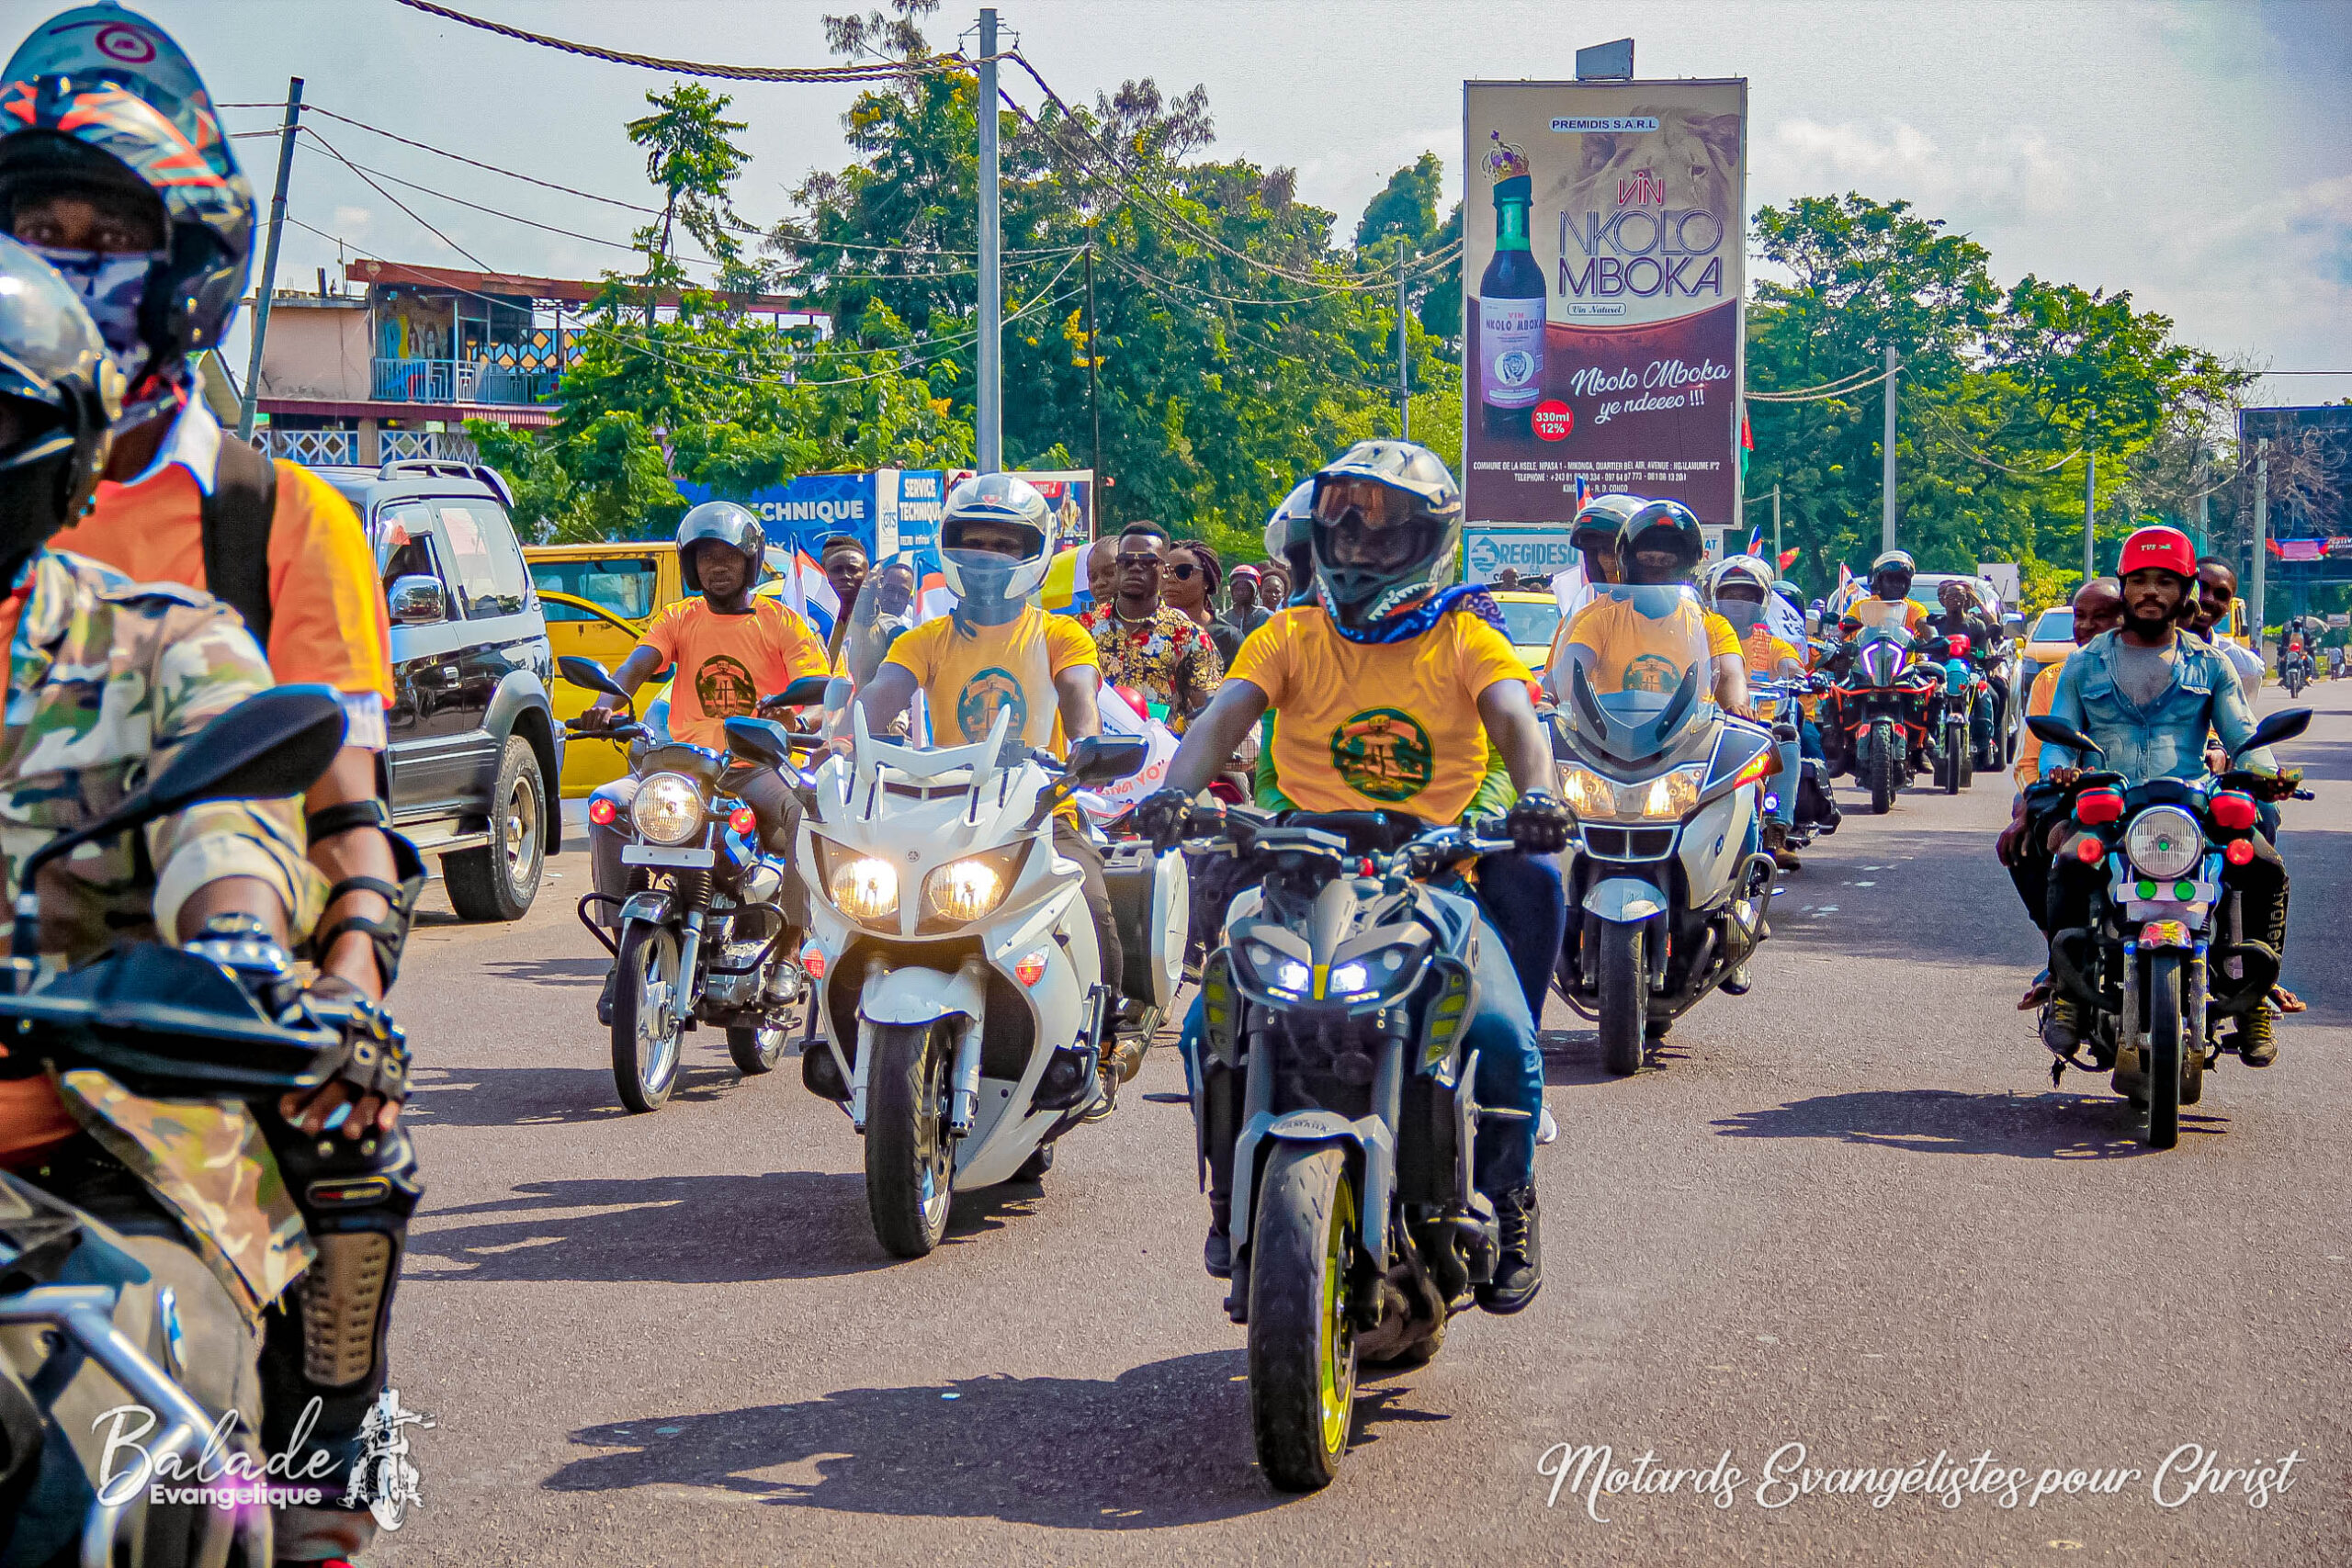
[1313,476,1421,532]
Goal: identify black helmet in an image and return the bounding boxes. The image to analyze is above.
[1868,548,1915,599]
[676,501,766,592]
[1615,499,1704,585]
[1307,439,1463,624]
[0,6,253,412]
[0,234,121,570]
[1570,492,1643,551]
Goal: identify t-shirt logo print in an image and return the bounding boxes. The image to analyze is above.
[956,667,1029,740]
[695,653,761,718]
[1623,652,1684,694]
[1329,707,1435,802]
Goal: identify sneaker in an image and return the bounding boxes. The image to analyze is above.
[1721,963,1751,996]
[1476,1186,1543,1314]
[596,964,618,1027]
[2235,1007,2279,1066]
[1204,1189,1233,1277]
[2041,996,2084,1054]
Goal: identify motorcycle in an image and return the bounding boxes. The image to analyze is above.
[1181,806,1523,1491]
[1750,671,1840,848]
[562,656,829,1113]
[2280,648,2311,698]
[1826,625,1943,815]
[798,702,1179,1258]
[0,687,352,1568]
[1930,634,1984,795]
[1550,586,1779,1074]
[2025,707,2311,1148]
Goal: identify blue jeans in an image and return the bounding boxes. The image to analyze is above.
[1767,734,1800,825]
[1178,888,1543,1196]
[1465,849,1564,1022]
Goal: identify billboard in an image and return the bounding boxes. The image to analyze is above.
[2239,405,2352,542]
[1464,526,1582,584]
[1463,78,1747,528]
[677,468,1094,569]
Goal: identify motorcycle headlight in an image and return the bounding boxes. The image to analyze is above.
[2124,807,2202,881]
[630,773,705,845]
[922,848,1021,924]
[1557,765,1615,818]
[1238,941,1312,998]
[1636,765,1704,819]
[821,844,900,920]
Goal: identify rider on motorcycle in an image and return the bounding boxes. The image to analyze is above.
[1558,500,1753,718]
[1706,553,1805,868]
[1926,578,2007,758]
[0,236,413,1565]
[2035,526,2291,1065]
[1842,549,1932,638]
[579,502,831,1019]
[1136,440,1565,1314]
[846,474,1128,1055]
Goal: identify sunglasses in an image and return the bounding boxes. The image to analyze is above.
[1163,562,1203,581]
[1115,552,1163,571]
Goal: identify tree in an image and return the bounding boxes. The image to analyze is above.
[625,82,763,300]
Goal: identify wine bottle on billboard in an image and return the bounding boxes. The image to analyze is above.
[1478,138,1544,441]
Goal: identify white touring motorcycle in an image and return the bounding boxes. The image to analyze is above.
[797,704,1188,1257]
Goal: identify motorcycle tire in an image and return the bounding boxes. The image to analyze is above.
[1947,719,1967,793]
[2144,953,2185,1150]
[1869,720,1896,816]
[1013,1141,1055,1182]
[1249,1143,1359,1493]
[865,1021,955,1258]
[1598,919,1646,1076]
[611,920,685,1113]
[727,1020,790,1076]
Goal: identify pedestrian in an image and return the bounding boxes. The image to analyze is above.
[1166,539,1240,663]
[1077,521,1225,729]
[820,533,869,663]
[1260,560,1293,608]
[1084,534,1118,608]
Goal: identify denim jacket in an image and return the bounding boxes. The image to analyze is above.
[2039,629,2273,784]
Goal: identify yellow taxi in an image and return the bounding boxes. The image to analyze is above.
[1492,590,1566,674]
[523,542,683,796]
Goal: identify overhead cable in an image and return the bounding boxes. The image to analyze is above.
[389,0,967,83]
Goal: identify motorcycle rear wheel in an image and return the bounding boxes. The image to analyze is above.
[727,1020,790,1075]
[1943,719,1964,795]
[2144,953,2185,1150]
[611,920,684,1113]
[1249,1143,1359,1493]
[1597,919,1646,1076]
[866,1021,955,1257]
[1868,720,1896,815]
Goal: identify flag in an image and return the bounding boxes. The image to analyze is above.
[1575,476,1589,511]
[1745,524,1763,558]
[1739,407,1753,478]
[1778,547,1801,571]
[769,547,841,638]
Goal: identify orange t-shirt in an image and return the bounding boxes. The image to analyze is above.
[57,459,394,707]
[639,597,831,749]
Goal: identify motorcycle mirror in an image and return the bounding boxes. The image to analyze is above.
[2234,706,2311,761]
[11,686,347,965]
[1067,735,1148,784]
[2025,714,2102,762]
[775,674,832,710]
[558,656,629,700]
[722,716,797,771]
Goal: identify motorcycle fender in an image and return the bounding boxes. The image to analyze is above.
[1679,791,1747,908]
[1583,876,1668,923]
[850,962,989,1128]
[1228,1109,1396,1265]
[618,888,673,928]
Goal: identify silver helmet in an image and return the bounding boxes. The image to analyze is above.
[939,473,1051,624]
[676,501,766,592]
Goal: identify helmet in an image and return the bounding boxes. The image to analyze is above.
[1706,553,1774,604]
[1261,480,1315,605]
[0,235,121,570]
[676,501,765,592]
[0,6,253,409]
[938,473,1051,623]
[1571,492,1643,551]
[2116,525,2195,583]
[1868,548,1915,598]
[1307,439,1462,624]
[1615,499,1704,586]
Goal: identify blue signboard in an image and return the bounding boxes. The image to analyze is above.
[674,471,878,560]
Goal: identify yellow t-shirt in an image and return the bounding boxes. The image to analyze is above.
[2012,660,2065,791]
[883,605,1099,754]
[1227,604,1531,820]
[1563,598,1736,695]
[1848,596,1929,637]
[639,598,830,748]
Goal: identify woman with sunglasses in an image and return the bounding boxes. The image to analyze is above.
[1076,521,1226,731]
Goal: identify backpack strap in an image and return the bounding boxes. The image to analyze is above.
[200,434,278,646]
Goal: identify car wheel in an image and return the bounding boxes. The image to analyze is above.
[446,736,547,921]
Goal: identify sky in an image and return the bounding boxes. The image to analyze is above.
[109,0,2352,407]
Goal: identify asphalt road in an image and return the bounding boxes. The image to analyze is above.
[375,678,2352,1566]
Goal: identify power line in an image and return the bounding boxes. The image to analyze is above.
[1745,362,1894,402]
[388,0,968,83]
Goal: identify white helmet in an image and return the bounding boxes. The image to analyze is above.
[938,473,1051,624]
[1704,553,1775,606]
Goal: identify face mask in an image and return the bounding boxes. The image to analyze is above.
[944,548,1023,626]
[1717,600,1764,633]
[28,247,156,388]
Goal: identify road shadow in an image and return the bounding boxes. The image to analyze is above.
[1540,1025,1691,1084]
[544,1349,1433,1524]
[406,1064,741,1128]
[410,1171,893,1283]
[1711,1088,2227,1159]
[480,953,610,990]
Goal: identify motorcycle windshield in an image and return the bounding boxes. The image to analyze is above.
[1553,584,1716,763]
[1849,598,1913,635]
[1854,626,1912,687]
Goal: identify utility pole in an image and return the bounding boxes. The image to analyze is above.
[2083,447,2097,582]
[1083,239,1102,487]
[1880,344,1898,553]
[1771,482,1781,569]
[237,76,302,442]
[2251,438,2269,647]
[975,8,1001,473]
[1396,235,1409,439]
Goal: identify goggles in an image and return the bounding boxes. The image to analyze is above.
[1313,477,1420,531]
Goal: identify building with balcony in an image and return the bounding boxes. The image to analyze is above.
[251,259,806,467]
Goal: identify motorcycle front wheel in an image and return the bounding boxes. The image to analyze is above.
[1596,919,1646,1076]
[1943,718,1964,795]
[865,1021,955,1257]
[727,1021,790,1076]
[1869,720,1897,815]
[1249,1143,1359,1494]
[611,920,684,1112]
[2144,953,2185,1149]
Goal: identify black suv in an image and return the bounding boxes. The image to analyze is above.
[316,459,561,922]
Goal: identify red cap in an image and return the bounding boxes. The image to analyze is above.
[2116,526,2196,581]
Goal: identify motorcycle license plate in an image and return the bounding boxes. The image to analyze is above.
[622,844,715,869]
[2140,919,2191,948]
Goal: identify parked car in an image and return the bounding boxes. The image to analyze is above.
[316,459,560,920]
[523,540,682,797]
[1491,588,1565,673]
